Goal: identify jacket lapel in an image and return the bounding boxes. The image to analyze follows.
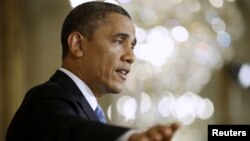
[50,70,99,122]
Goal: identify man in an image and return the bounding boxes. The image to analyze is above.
[6,2,179,141]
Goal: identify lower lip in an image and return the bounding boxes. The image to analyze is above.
[117,71,127,81]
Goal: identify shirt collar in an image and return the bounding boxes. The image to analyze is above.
[59,68,97,111]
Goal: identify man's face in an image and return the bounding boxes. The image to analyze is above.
[81,13,136,96]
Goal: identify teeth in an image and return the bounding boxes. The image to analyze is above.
[120,70,126,75]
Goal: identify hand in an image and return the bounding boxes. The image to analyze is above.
[128,123,180,141]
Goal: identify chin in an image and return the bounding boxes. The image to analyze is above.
[105,83,123,94]
[111,88,122,94]
[107,86,122,94]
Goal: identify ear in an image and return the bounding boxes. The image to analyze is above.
[67,32,84,57]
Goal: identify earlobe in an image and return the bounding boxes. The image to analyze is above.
[67,32,84,57]
[76,51,83,57]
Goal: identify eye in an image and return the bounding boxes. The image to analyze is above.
[130,43,136,50]
[131,39,137,50]
[113,39,124,45]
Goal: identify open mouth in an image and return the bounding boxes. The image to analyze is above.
[116,68,130,80]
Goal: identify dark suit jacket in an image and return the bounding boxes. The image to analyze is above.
[6,70,129,141]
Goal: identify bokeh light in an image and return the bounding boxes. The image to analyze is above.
[134,26,175,67]
[158,93,175,117]
[238,63,250,88]
[116,96,137,120]
[209,0,223,8]
[69,0,95,8]
[117,0,131,4]
[217,31,231,48]
[196,98,214,119]
[140,92,152,113]
[104,0,119,5]
[171,26,189,42]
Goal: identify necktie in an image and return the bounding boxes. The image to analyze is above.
[94,104,107,124]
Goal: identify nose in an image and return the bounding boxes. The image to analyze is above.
[122,47,135,64]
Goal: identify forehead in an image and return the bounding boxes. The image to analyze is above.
[95,13,135,38]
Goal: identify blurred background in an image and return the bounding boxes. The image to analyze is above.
[0,0,250,141]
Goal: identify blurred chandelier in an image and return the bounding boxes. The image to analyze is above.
[69,0,244,128]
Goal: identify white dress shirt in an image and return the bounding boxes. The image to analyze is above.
[59,68,140,141]
[59,68,97,111]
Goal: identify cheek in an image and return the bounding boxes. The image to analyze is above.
[100,57,115,73]
[92,44,121,74]
[98,49,119,67]
[97,57,118,82]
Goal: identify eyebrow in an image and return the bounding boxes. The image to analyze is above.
[113,33,137,46]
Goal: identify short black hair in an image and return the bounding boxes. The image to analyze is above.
[61,1,131,59]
